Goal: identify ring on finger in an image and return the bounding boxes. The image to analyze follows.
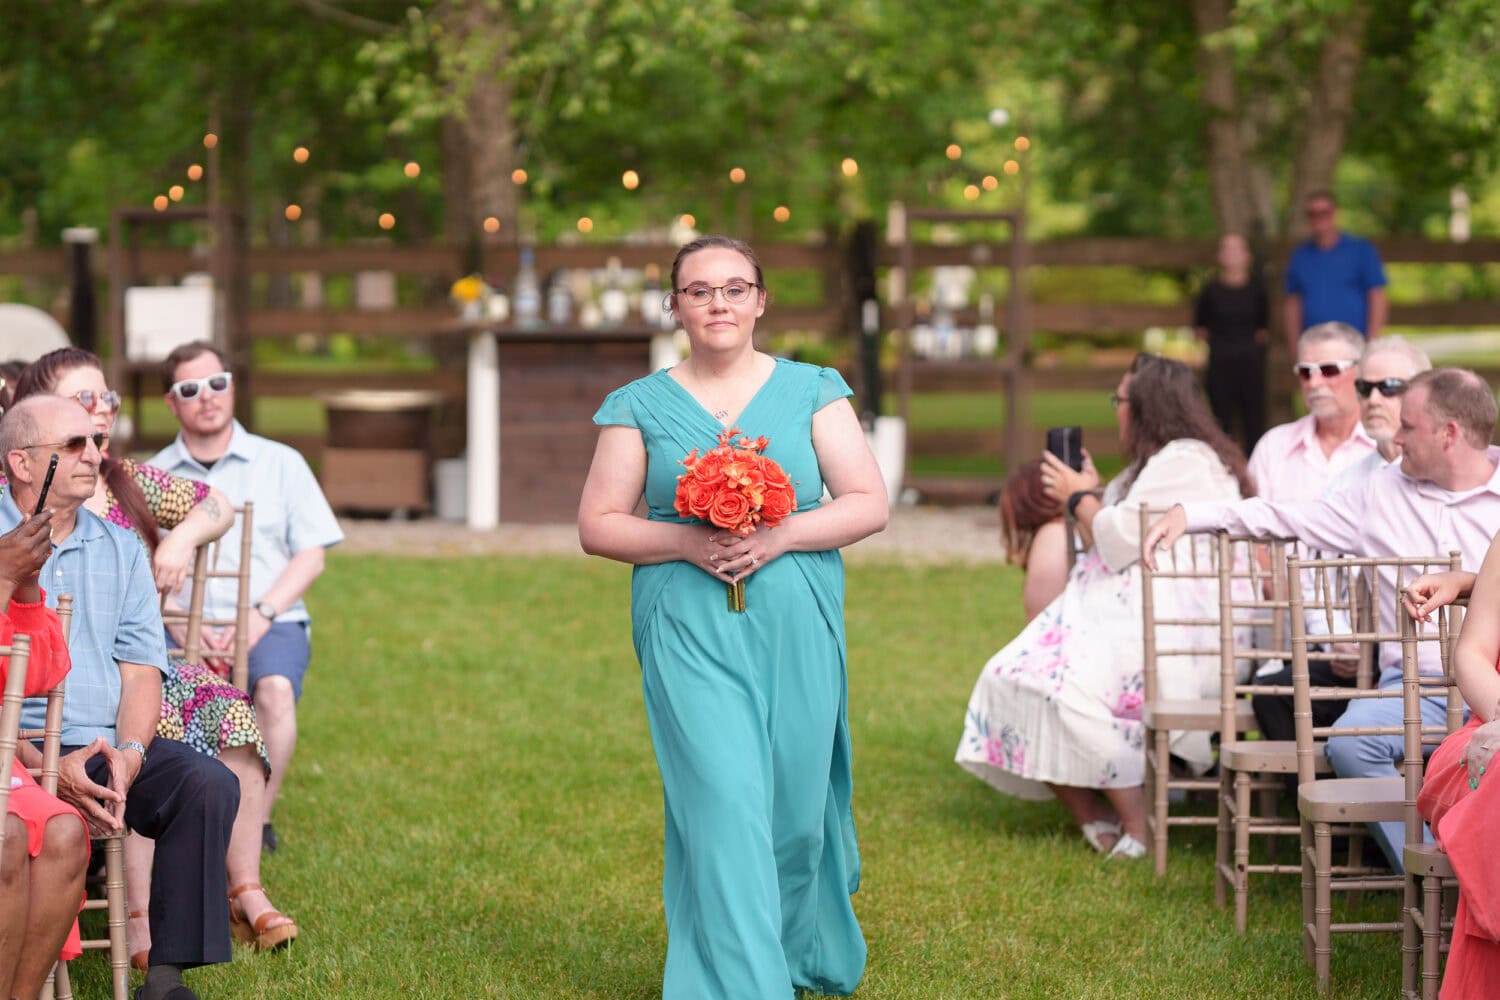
[751,556,758,566]
[710,552,718,562]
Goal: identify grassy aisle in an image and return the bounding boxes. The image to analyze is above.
[68,555,1398,998]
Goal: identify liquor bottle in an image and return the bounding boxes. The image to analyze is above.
[513,246,542,329]
[600,256,629,326]
[642,263,666,326]
[546,270,573,325]
[973,292,999,356]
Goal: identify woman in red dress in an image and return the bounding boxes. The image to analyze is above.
[1407,537,1500,998]
[0,510,89,999]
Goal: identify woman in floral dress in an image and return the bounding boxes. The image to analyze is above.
[13,349,295,962]
[955,354,1251,859]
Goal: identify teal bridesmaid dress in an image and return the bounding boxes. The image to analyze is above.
[593,358,866,999]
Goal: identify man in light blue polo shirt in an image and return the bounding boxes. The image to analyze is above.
[149,341,343,854]
[2,394,237,1000]
[1282,189,1388,355]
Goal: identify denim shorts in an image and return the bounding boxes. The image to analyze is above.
[250,621,313,701]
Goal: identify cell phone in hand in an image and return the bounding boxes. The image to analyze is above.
[33,453,59,515]
[1045,426,1084,472]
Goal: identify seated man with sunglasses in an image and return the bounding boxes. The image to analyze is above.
[1246,321,1376,506]
[1144,367,1500,872]
[149,342,342,855]
[0,394,238,1000]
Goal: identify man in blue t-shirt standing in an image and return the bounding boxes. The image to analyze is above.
[1282,190,1388,355]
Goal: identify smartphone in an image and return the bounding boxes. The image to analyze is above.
[33,454,59,515]
[1045,426,1084,472]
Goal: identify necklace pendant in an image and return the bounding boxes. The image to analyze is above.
[713,408,729,420]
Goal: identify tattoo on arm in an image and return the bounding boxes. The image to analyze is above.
[200,496,222,521]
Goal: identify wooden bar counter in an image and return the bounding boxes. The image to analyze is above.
[436,322,659,525]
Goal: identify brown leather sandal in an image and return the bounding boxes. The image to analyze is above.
[128,909,149,971]
[227,882,298,952]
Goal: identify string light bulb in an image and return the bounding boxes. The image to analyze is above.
[378,212,396,230]
[679,213,696,229]
[511,168,528,185]
[622,170,640,190]
[773,205,790,223]
[945,144,962,160]
[840,157,858,177]
[404,161,421,178]
[729,167,746,184]
[483,216,501,234]
[202,133,218,149]
[963,184,980,201]
[153,195,169,211]
[577,217,594,234]
[1014,136,1031,152]
[168,185,185,202]
[285,204,302,222]
[293,146,310,164]
[982,175,999,191]
[186,164,204,181]
[1003,159,1020,175]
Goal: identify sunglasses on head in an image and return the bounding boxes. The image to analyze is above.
[1293,360,1357,381]
[169,371,233,401]
[72,388,121,413]
[24,432,109,456]
[1356,377,1410,399]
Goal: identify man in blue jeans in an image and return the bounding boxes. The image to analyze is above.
[1283,190,1388,355]
[149,342,342,854]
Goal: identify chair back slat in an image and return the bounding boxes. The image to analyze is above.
[0,632,34,837]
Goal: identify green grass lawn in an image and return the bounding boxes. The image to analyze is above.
[62,554,1402,998]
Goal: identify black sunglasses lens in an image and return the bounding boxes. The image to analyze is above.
[208,375,229,392]
[178,382,200,399]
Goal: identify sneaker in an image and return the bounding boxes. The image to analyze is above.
[1080,820,1123,854]
[262,823,279,854]
[1105,833,1148,860]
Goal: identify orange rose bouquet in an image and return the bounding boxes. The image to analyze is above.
[674,427,798,612]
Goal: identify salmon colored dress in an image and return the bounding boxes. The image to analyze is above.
[3,595,86,959]
[1417,660,1500,1000]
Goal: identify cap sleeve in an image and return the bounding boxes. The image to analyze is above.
[815,367,854,411]
[593,387,638,428]
[1,596,70,696]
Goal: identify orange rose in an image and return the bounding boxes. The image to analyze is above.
[693,450,727,484]
[685,477,716,519]
[759,485,796,526]
[709,488,752,531]
[758,455,791,491]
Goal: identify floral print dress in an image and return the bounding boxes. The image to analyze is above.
[108,459,269,774]
[955,440,1242,799]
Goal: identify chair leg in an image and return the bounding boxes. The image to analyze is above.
[1153,727,1170,877]
[1314,820,1333,994]
[1401,873,1420,1000]
[104,836,130,1000]
[1422,874,1443,1000]
[53,958,74,1000]
[1257,782,1279,857]
[1300,815,1315,967]
[1233,768,1251,934]
[1215,763,1231,909]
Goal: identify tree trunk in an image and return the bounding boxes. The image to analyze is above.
[1192,0,1254,238]
[439,0,518,248]
[1285,0,1370,239]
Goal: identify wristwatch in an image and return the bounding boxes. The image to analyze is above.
[255,601,278,621]
[117,740,148,766]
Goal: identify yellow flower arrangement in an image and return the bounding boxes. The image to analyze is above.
[450,274,488,305]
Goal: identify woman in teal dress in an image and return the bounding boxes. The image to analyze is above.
[579,236,889,998]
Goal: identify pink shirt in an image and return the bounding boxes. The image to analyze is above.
[1184,449,1500,683]
[1247,414,1376,502]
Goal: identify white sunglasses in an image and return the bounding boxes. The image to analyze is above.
[169,371,233,402]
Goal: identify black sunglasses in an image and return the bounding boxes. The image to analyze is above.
[1355,377,1410,399]
[24,432,109,456]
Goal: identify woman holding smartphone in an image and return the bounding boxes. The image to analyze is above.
[955,354,1251,858]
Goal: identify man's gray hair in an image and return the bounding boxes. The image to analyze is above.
[1298,321,1366,361]
[0,395,46,480]
[1360,335,1432,376]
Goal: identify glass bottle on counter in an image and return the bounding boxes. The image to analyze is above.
[600,256,629,326]
[513,246,542,329]
[547,270,573,325]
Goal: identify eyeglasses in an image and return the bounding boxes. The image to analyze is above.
[1293,360,1357,381]
[168,371,233,401]
[71,389,121,413]
[1109,392,1129,408]
[674,281,761,308]
[22,432,108,456]
[1356,377,1410,399]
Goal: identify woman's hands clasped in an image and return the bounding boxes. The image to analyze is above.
[1038,450,1100,506]
[695,526,786,583]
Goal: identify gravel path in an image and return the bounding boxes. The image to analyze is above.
[335,505,1009,564]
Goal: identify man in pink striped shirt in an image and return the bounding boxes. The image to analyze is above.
[1143,368,1500,871]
